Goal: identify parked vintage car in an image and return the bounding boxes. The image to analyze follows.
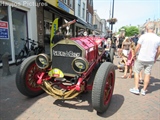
[16,20,115,113]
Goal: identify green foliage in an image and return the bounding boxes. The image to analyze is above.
[119,26,139,37]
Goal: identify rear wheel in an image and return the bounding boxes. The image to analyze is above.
[109,48,114,63]
[92,62,115,113]
[16,55,44,97]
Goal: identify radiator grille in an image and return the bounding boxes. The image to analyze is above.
[52,44,82,76]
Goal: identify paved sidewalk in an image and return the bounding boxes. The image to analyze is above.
[0,57,160,120]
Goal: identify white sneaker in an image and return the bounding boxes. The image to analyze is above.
[129,88,140,94]
[141,89,146,96]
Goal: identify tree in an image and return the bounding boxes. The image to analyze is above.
[119,26,139,37]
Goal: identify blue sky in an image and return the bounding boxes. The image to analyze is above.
[93,0,160,31]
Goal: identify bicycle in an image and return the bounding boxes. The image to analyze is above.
[15,38,34,65]
[15,38,45,65]
[29,39,45,55]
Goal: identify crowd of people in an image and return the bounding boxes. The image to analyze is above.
[105,21,160,96]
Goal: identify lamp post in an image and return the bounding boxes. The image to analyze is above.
[111,0,115,32]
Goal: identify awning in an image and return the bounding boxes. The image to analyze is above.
[43,0,94,30]
[45,3,77,21]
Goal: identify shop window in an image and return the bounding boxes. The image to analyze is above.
[12,8,28,56]
[69,0,73,9]
[0,6,12,62]
[44,9,54,54]
[78,0,81,17]
[82,2,85,19]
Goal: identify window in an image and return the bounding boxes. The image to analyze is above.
[89,0,93,6]
[12,8,28,55]
[89,12,92,24]
[78,0,81,17]
[82,2,85,19]
[69,0,73,8]
[0,6,28,63]
[78,0,81,5]
[63,0,68,5]
[86,12,89,23]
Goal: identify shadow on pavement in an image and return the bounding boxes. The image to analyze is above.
[97,94,124,117]
[143,76,160,94]
[0,70,48,120]
[53,93,124,118]
[53,91,94,112]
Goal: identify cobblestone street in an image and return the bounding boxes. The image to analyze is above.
[0,57,160,120]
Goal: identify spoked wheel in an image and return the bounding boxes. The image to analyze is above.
[92,62,115,113]
[16,55,44,97]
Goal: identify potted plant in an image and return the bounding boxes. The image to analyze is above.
[107,18,117,24]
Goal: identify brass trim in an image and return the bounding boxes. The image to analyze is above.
[35,54,51,69]
[40,81,84,99]
[71,57,89,74]
[52,39,86,58]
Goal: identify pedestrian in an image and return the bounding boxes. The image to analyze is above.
[131,34,139,46]
[139,70,143,84]
[121,42,135,78]
[117,34,125,57]
[138,31,145,84]
[121,37,131,58]
[130,21,160,96]
[52,30,64,44]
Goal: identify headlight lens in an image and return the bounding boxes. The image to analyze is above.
[72,57,89,74]
[35,54,51,69]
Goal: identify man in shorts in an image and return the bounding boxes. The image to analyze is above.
[130,21,160,96]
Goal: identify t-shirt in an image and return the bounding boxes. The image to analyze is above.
[119,37,124,45]
[138,33,160,61]
[132,36,138,45]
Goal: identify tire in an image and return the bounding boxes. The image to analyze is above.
[92,62,115,113]
[109,48,114,63]
[16,55,44,97]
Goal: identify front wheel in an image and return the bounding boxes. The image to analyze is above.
[92,62,115,113]
[16,55,44,97]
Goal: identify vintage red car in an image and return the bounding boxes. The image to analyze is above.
[16,20,115,113]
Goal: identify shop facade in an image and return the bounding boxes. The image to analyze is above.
[0,0,94,66]
[0,0,38,66]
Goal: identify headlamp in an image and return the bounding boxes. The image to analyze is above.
[35,54,51,69]
[72,57,89,74]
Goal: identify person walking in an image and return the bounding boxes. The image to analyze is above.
[131,34,139,46]
[121,42,135,78]
[130,21,160,96]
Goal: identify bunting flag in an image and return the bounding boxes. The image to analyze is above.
[50,18,59,48]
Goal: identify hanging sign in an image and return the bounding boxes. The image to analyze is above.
[0,21,9,39]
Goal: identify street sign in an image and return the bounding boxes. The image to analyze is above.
[0,21,9,39]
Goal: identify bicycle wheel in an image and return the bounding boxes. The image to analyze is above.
[15,50,24,65]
